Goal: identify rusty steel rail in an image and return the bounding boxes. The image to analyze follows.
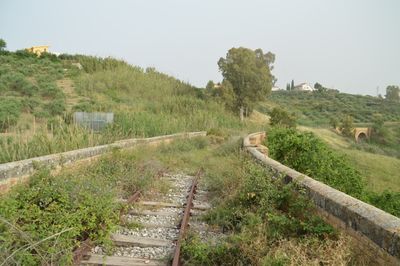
[172,170,202,266]
[73,238,93,265]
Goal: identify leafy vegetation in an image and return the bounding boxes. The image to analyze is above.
[180,139,367,265]
[0,50,66,131]
[0,145,168,264]
[268,107,296,128]
[386,85,400,102]
[267,127,365,197]
[266,127,400,217]
[217,47,275,120]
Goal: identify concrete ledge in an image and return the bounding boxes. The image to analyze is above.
[0,131,206,192]
[244,132,400,264]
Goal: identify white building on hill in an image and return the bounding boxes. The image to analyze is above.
[293,82,315,92]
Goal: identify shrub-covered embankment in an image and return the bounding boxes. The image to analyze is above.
[180,138,366,265]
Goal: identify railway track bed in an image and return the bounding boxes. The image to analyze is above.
[79,172,214,266]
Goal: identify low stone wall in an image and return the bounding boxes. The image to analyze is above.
[0,132,207,193]
[244,132,400,265]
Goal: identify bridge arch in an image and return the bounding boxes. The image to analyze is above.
[354,128,371,142]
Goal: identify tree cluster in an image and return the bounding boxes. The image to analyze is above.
[386,85,400,102]
[217,47,275,120]
[314,82,328,93]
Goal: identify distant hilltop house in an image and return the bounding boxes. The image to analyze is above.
[25,45,50,56]
[213,83,222,89]
[271,86,282,91]
[293,82,315,92]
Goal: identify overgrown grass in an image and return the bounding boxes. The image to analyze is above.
[0,134,374,265]
[0,53,266,163]
[176,139,367,265]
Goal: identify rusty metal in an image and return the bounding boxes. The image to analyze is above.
[172,170,201,266]
[73,238,93,265]
[126,190,141,204]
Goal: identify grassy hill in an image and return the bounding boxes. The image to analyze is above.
[260,90,400,126]
[258,90,400,193]
[0,52,264,163]
[298,126,400,193]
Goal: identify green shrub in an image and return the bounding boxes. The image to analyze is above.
[0,148,160,264]
[266,127,365,197]
[0,98,21,131]
[0,169,119,265]
[266,127,400,217]
[39,82,63,99]
[45,99,66,116]
[269,107,297,128]
[366,191,400,217]
[340,115,354,137]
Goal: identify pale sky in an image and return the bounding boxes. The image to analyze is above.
[1,0,399,95]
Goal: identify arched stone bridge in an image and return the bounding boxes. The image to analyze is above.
[353,127,372,142]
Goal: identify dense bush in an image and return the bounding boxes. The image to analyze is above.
[267,127,365,197]
[266,127,400,217]
[367,191,400,217]
[0,149,160,264]
[0,98,21,131]
[39,82,63,99]
[268,107,296,128]
[45,99,66,116]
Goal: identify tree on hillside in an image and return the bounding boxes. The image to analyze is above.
[340,115,354,137]
[371,114,389,144]
[386,85,400,102]
[286,83,290,91]
[329,117,339,129]
[314,82,327,93]
[269,107,296,128]
[218,47,274,121]
[0,39,6,51]
[291,79,294,90]
[205,80,215,93]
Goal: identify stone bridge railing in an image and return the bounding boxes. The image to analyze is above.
[244,132,400,265]
[0,132,207,193]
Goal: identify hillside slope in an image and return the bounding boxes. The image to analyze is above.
[0,52,264,163]
[298,126,400,193]
[260,90,400,126]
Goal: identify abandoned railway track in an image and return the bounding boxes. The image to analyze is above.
[77,170,212,266]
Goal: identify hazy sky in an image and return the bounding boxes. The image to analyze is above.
[1,0,399,95]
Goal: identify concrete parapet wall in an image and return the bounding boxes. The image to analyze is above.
[244,132,400,264]
[0,132,206,193]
